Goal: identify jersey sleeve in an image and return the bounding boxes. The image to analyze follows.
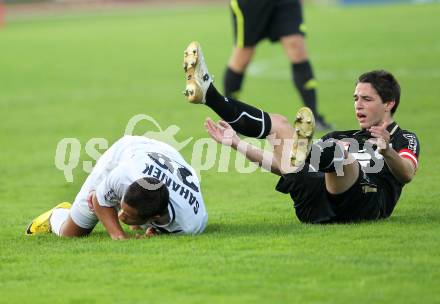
[394,131,420,170]
[95,165,130,208]
[319,131,338,141]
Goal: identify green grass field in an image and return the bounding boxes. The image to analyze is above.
[1,3,440,303]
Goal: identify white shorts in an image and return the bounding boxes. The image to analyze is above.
[69,136,136,229]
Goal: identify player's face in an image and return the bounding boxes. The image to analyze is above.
[354,82,388,129]
[118,202,146,225]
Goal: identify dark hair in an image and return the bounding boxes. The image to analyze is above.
[123,177,169,221]
[357,70,401,114]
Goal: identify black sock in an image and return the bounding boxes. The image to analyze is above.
[205,84,272,138]
[308,140,345,173]
[291,61,318,115]
[223,67,244,98]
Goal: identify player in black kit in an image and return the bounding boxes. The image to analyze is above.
[224,0,332,130]
[183,41,419,223]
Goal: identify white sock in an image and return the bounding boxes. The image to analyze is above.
[50,208,70,236]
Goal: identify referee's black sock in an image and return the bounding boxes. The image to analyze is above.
[291,61,318,115]
[205,83,272,139]
[309,140,345,173]
[223,67,244,99]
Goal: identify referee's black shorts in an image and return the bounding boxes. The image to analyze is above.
[276,163,390,223]
[230,0,305,48]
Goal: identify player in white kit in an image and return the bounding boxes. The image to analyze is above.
[26,136,208,240]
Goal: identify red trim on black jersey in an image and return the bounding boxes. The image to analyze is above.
[399,148,418,169]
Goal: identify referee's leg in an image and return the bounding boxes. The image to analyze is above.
[224,47,255,99]
[281,34,316,114]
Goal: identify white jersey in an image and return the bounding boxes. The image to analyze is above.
[70,136,207,234]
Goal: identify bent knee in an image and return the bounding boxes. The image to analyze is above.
[281,35,308,62]
[270,114,289,127]
[229,47,255,71]
[60,216,93,237]
[282,35,305,49]
[269,114,292,135]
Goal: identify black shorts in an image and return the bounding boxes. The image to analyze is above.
[230,0,305,47]
[275,164,389,224]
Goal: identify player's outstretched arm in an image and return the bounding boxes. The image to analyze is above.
[369,123,416,184]
[382,148,415,184]
[91,193,128,240]
[204,118,281,175]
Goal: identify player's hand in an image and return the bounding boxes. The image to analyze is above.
[135,227,158,239]
[204,117,239,146]
[111,233,129,240]
[87,191,95,211]
[368,121,390,155]
[145,227,157,237]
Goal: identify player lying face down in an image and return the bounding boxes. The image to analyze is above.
[27,136,208,239]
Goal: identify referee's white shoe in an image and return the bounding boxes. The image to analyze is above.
[183,41,212,104]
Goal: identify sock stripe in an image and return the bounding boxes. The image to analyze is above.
[257,110,266,139]
[304,79,318,90]
[227,111,263,124]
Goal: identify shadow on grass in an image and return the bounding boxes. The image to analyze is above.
[387,210,440,225]
[17,209,438,243]
[203,221,328,237]
[203,208,440,237]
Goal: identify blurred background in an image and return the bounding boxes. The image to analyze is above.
[2,0,440,22]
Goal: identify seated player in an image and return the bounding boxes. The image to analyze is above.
[182,41,419,223]
[26,135,208,239]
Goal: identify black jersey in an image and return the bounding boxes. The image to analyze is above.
[276,122,420,223]
[321,122,420,217]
